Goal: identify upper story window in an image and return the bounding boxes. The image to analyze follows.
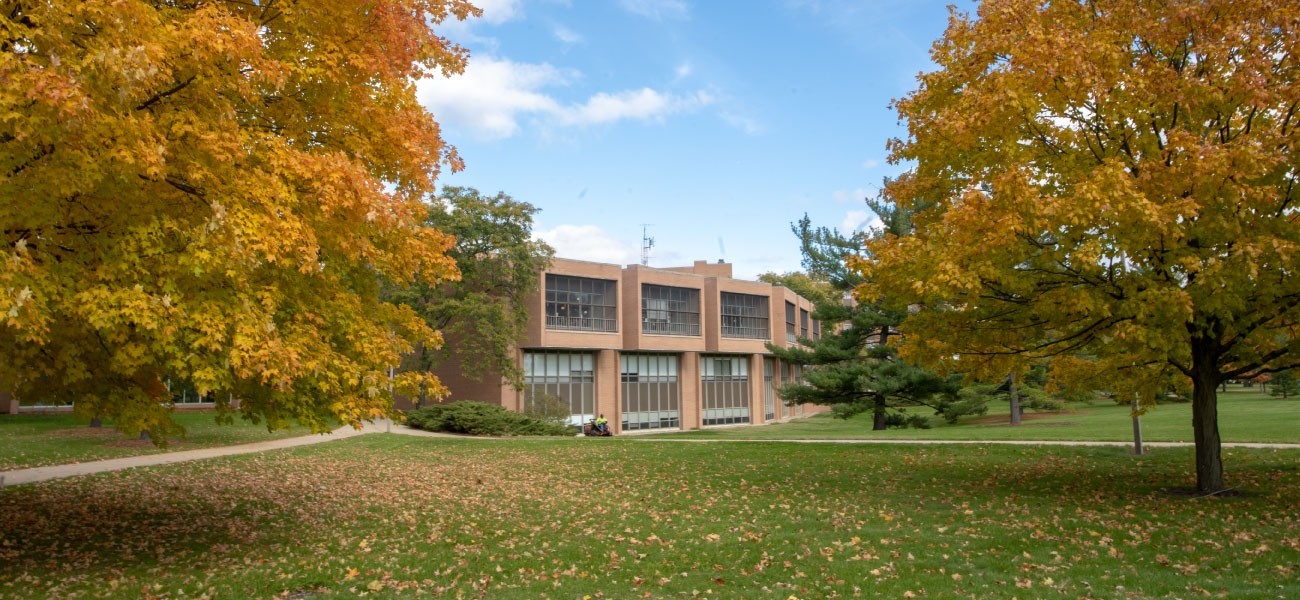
[813,319,822,341]
[785,302,797,343]
[642,284,701,336]
[545,274,617,332]
[720,292,770,339]
[800,308,809,339]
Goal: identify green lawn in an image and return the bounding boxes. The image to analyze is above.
[661,385,1300,444]
[0,411,313,471]
[1,435,1296,599]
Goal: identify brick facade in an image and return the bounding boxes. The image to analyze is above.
[422,258,827,433]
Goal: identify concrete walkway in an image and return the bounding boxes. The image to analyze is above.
[0,419,460,487]
[4,424,1298,487]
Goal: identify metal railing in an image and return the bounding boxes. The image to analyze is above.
[546,316,617,332]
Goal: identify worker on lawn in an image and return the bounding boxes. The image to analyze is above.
[594,413,609,434]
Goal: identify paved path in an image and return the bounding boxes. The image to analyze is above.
[4,424,1298,487]
[0,419,460,487]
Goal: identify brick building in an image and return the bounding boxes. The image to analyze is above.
[425,257,828,434]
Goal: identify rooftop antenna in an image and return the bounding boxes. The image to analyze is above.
[641,224,655,266]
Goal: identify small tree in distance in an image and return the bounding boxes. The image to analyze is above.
[1269,371,1300,400]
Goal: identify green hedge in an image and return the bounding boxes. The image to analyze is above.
[405,401,574,437]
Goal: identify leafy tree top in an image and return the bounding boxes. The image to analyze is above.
[1,0,479,438]
[386,187,554,390]
[855,0,1300,492]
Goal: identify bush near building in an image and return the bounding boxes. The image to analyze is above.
[405,401,572,437]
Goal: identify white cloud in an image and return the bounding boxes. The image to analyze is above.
[674,62,692,80]
[419,57,714,139]
[552,24,583,44]
[619,0,689,20]
[840,210,881,235]
[471,0,522,24]
[862,158,881,169]
[417,57,568,140]
[536,225,637,264]
[831,187,872,204]
[720,112,762,135]
[557,88,714,126]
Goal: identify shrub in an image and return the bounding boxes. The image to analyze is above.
[523,391,571,423]
[405,401,573,437]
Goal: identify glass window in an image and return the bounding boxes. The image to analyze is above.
[785,302,797,342]
[702,354,750,425]
[545,275,618,332]
[799,308,809,339]
[720,293,770,339]
[523,351,595,425]
[621,353,680,430]
[641,284,701,336]
[763,357,776,421]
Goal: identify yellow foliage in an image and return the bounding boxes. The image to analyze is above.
[0,0,479,438]
[858,0,1300,401]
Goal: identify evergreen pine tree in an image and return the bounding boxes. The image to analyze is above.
[768,186,970,429]
[1270,370,1300,399]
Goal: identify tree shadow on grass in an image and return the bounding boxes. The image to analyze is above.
[0,464,334,586]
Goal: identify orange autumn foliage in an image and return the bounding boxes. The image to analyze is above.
[0,0,479,438]
[857,0,1300,493]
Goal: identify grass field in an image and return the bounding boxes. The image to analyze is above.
[661,385,1300,444]
[1,435,1297,599]
[0,411,312,471]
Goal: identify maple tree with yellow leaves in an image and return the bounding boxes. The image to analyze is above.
[857,0,1300,493]
[0,0,479,439]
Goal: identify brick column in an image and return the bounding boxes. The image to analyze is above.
[749,354,765,424]
[679,351,700,430]
[596,349,620,433]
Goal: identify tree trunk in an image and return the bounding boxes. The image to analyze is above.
[873,395,888,430]
[1008,372,1021,426]
[1190,337,1225,494]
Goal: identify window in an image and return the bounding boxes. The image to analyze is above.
[641,284,701,336]
[813,319,822,341]
[545,275,617,332]
[720,293,770,339]
[523,351,595,425]
[621,354,680,430]
[785,302,797,342]
[799,308,809,339]
[702,355,750,425]
[763,357,776,421]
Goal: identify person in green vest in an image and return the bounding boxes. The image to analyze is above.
[594,414,609,434]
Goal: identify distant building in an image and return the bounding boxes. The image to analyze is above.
[419,258,828,433]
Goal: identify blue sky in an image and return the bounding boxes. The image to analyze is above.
[418,0,960,280]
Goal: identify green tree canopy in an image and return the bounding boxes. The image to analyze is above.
[386,187,553,396]
[769,199,962,429]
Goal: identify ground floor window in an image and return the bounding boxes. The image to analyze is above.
[621,353,680,430]
[523,351,595,425]
[789,364,805,416]
[702,354,750,426]
[763,357,776,421]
